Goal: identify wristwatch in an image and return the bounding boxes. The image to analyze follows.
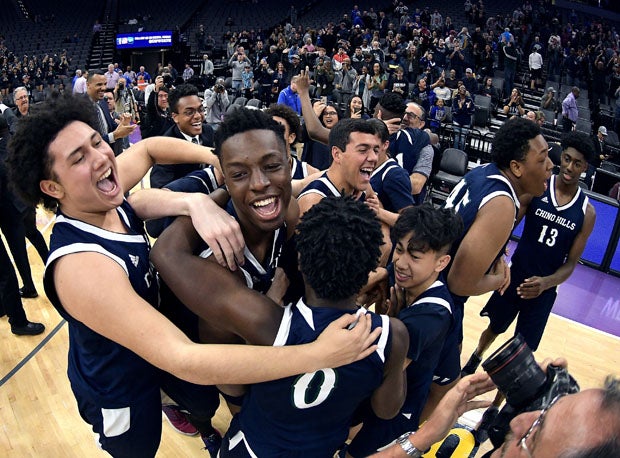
[396,431,423,457]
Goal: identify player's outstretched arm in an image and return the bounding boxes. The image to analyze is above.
[55,251,380,387]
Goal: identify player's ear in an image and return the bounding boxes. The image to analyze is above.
[509,159,524,178]
[40,179,65,200]
[435,254,451,272]
[332,146,342,163]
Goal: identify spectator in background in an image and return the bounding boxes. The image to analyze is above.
[480,77,499,113]
[540,87,557,110]
[452,85,475,149]
[182,63,194,82]
[503,40,519,96]
[528,45,543,90]
[561,87,580,132]
[229,47,251,96]
[277,75,302,115]
[104,64,120,90]
[72,69,87,94]
[462,68,479,96]
[503,88,526,117]
[142,82,174,139]
[200,55,214,89]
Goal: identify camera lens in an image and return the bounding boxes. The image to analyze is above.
[482,334,547,408]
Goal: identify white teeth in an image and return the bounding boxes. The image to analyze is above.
[98,168,111,182]
[253,197,276,207]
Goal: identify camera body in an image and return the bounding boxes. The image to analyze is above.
[215,83,225,93]
[482,334,580,448]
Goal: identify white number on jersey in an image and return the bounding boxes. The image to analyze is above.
[292,369,337,409]
[537,224,558,247]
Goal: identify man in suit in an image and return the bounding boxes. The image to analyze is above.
[148,84,215,190]
[86,71,135,156]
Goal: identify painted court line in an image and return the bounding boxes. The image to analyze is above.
[0,319,66,388]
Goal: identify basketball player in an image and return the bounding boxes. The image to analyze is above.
[297,118,379,215]
[347,204,463,457]
[424,117,554,419]
[151,111,408,456]
[461,131,596,439]
[5,94,381,457]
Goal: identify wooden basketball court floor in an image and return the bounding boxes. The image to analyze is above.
[1,208,619,457]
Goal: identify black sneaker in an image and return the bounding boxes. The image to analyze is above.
[19,287,39,299]
[461,351,482,377]
[11,321,45,336]
[201,429,222,458]
[475,405,499,443]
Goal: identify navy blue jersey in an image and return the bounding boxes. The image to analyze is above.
[443,163,519,302]
[223,300,390,457]
[196,202,287,294]
[389,128,430,175]
[399,280,453,420]
[511,174,587,278]
[164,165,220,194]
[44,201,159,406]
[370,158,414,213]
[347,280,453,457]
[291,157,311,180]
[298,172,366,201]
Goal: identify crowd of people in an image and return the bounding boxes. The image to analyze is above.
[2,1,620,458]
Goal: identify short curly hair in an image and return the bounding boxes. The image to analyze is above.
[265,103,301,145]
[561,131,594,164]
[168,83,199,113]
[492,117,541,170]
[392,203,463,255]
[7,93,98,211]
[296,196,383,301]
[213,107,286,159]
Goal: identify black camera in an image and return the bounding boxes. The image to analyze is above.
[215,83,225,92]
[482,334,580,448]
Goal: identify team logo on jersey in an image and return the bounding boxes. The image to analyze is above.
[541,196,549,203]
[129,254,140,267]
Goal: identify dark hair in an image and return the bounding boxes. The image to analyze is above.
[7,94,98,211]
[491,117,541,170]
[368,118,389,142]
[265,103,301,145]
[561,131,595,164]
[346,95,366,118]
[168,83,199,113]
[377,92,406,120]
[392,203,463,255]
[328,118,376,151]
[87,69,105,82]
[296,196,383,300]
[213,107,286,158]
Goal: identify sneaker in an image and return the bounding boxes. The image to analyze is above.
[475,405,499,443]
[11,321,45,336]
[201,429,222,458]
[162,405,198,436]
[461,351,482,377]
[19,287,39,299]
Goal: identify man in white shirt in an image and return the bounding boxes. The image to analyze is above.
[528,46,543,90]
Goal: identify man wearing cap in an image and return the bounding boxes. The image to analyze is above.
[288,54,303,78]
[540,87,556,110]
[462,68,478,96]
[203,77,231,131]
[594,126,610,166]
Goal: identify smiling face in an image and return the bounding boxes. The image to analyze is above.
[393,231,449,298]
[172,95,204,136]
[332,131,379,194]
[321,106,339,128]
[41,121,121,220]
[87,73,106,101]
[220,129,291,233]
